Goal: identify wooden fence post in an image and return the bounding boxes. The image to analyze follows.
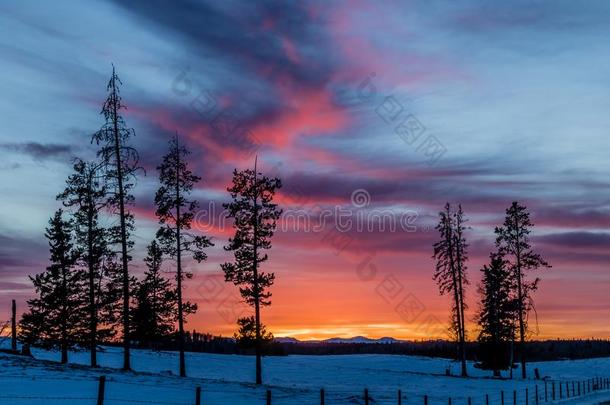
[552,382,555,400]
[195,386,201,405]
[97,375,106,405]
[398,389,401,405]
[572,381,575,396]
[486,393,489,405]
[424,394,428,405]
[11,299,17,352]
[501,390,504,405]
[320,388,324,405]
[448,398,452,405]
[266,389,271,405]
[468,397,472,405]
[544,381,547,402]
[364,388,369,405]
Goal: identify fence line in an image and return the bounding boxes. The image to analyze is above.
[0,373,609,404]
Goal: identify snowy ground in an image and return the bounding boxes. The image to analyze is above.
[1,342,610,404]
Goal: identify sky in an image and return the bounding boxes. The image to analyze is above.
[0,0,609,341]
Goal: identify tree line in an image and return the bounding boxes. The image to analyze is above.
[18,66,282,384]
[15,66,555,384]
[433,202,551,378]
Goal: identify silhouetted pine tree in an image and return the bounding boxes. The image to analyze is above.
[98,255,137,340]
[154,135,212,377]
[234,316,274,352]
[453,204,469,368]
[221,158,282,384]
[495,201,551,379]
[476,253,515,376]
[433,202,469,376]
[92,65,140,370]
[57,159,114,367]
[132,240,180,348]
[19,210,85,363]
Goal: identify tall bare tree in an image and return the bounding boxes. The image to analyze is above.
[155,135,212,377]
[495,201,550,379]
[221,158,282,384]
[433,203,469,376]
[92,65,140,370]
[453,204,469,369]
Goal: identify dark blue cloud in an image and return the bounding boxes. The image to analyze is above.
[0,142,78,162]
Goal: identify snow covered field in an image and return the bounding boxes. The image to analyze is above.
[1,344,610,404]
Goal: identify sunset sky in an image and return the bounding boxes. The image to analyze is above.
[1,1,609,340]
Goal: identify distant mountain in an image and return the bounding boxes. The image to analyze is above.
[274,336,405,344]
[274,337,301,344]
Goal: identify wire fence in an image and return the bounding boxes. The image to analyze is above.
[0,374,609,405]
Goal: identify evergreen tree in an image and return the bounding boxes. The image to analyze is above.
[92,65,140,370]
[495,201,551,379]
[476,253,515,376]
[57,159,113,367]
[234,316,274,352]
[19,210,85,363]
[221,158,282,384]
[154,135,212,377]
[432,203,469,376]
[132,240,180,348]
[98,255,137,340]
